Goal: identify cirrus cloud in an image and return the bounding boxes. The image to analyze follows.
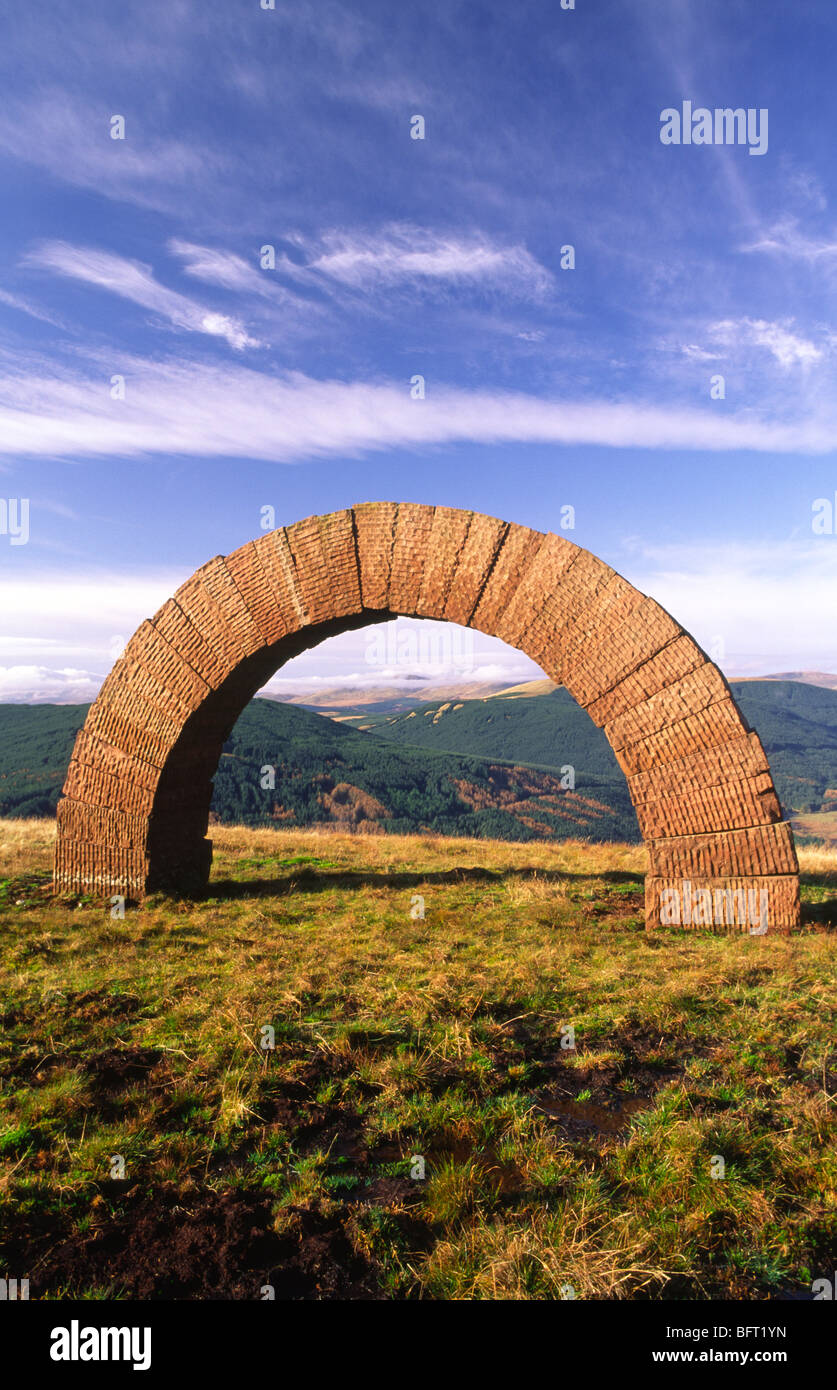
[1,350,836,463]
[298,224,555,298]
[24,241,261,351]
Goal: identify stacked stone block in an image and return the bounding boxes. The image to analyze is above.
[53,502,800,931]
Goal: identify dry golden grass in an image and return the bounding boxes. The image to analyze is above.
[0,819,835,1300]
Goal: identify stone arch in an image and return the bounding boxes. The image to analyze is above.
[53,503,800,931]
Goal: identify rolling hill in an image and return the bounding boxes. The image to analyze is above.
[351,680,837,844]
[0,698,638,844]
[2,678,837,845]
[352,684,618,774]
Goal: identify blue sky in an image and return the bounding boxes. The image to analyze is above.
[1,0,836,701]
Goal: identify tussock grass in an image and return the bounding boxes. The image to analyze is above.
[0,819,835,1300]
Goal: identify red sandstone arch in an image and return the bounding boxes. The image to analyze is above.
[53,503,800,931]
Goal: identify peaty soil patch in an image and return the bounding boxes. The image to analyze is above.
[27,1186,382,1300]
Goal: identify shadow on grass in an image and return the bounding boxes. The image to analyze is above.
[800,898,837,928]
[205,864,837,931]
[204,864,643,901]
[799,868,837,888]
[798,869,837,928]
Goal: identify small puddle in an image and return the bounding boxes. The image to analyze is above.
[536,1094,646,1135]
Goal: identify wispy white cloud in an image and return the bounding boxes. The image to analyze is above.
[25,242,261,351]
[0,91,228,215]
[2,351,835,463]
[169,239,282,298]
[707,317,825,369]
[166,239,332,347]
[0,566,177,697]
[0,570,181,668]
[744,218,837,263]
[626,539,837,674]
[748,320,823,369]
[0,587,539,703]
[171,226,554,307]
[0,665,103,703]
[0,288,66,328]
[680,343,723,363]
[300,224,554,297]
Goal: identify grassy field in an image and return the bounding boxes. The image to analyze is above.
[1,817,835,1301]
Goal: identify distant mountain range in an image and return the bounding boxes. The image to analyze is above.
[2,676,837,846]
[268,678,516,711]
[269,670,837,717]
[736,671,837,691]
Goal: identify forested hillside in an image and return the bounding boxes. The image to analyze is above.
[0,705,85,819]
[212,698,636,840]
[359,685,622,774]
[0,699,638,843]
[2,678,837,844]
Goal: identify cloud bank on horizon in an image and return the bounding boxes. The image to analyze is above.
[1,0,836,697]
